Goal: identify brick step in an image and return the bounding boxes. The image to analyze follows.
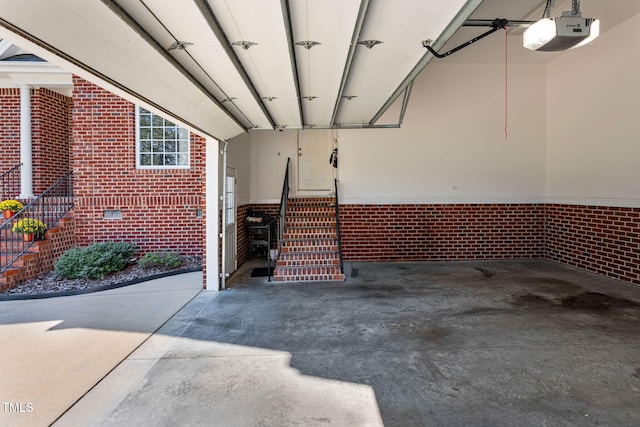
[276,252,340,267]
[283,230,336,239]
[286,209,335,217]
[273,265,345,282]
[286,217,336,227]
[282,237,337,246]
[288,198,335,208]
[280,243,339,253]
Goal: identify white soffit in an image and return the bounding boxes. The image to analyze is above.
[338,0,470,125]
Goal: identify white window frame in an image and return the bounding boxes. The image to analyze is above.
[135,106,191,169]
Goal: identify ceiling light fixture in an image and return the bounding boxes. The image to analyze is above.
[231,41,258,50]
[523,0,599,51]
[342,95,357,100]
[358,40,383,49]
[167,41,193,51]
[302,96,318,101]
[262,97,277,101]
[295,41,321,50]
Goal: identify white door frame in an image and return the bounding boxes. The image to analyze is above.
[224,165,238,275]
[297,129,335,195]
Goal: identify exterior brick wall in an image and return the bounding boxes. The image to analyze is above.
[32,88,72,193]
[71,76,205,256]
[545,204,640,285]
[0,88,22,178]
[339,204,545,261]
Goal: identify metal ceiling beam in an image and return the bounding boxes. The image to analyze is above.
[330,0,370,127]
[397,81,413,126]
[193,0,276,130]
[368,0,484,126]
[100,0,248,132]
[281,0,304,128]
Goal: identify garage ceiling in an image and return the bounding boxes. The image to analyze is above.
[0,0,627,140]
[0,0,485,139]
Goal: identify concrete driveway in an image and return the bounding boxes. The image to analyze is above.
[51,260,640,426]
[0,272,203,427]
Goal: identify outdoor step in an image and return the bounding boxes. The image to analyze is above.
[279,244,339,253]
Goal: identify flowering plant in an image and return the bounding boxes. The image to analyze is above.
[0,199,23,213]
[12,218,47,234]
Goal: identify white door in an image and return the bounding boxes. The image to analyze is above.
[298,130,333,192]
[224,166,237,275]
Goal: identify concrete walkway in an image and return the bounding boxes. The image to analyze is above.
[0,272,203,427]
[49,260,640,426]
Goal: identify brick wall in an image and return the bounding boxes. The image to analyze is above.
[545,204,640,285]
[339,204,545,261]
[71,76,205,256]
[0,88,21,174]
[32,88,71,193]
[0,216,75,290]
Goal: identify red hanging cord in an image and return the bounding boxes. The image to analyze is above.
[504,27,508,140]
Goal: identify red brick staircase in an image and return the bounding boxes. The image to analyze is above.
[0,216,75,291]
[274,197,345,282]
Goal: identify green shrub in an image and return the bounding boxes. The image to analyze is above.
[139,251,182,269]
[55,241,138,279]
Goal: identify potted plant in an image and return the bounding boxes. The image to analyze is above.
[0,199,23,219]
[12,218,47,241]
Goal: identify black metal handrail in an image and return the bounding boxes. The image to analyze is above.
[1,171,73,273]
[275,158,291,269]
[1,163,22,201]
[334,178,344,274]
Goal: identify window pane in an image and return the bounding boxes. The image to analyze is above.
[165,141,176,153]
[137,107,190,168]
[139,128,151,139]
[152,115,163,126]
[165,154,177,166]
[139,114,151,126]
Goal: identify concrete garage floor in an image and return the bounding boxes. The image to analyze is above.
[57,260,640,426]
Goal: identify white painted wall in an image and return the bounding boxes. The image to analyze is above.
[339,62,546,204]
[249,130,298,204]
[546,13,640,207]
[248,62,547,204]
[245,13,639,208]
